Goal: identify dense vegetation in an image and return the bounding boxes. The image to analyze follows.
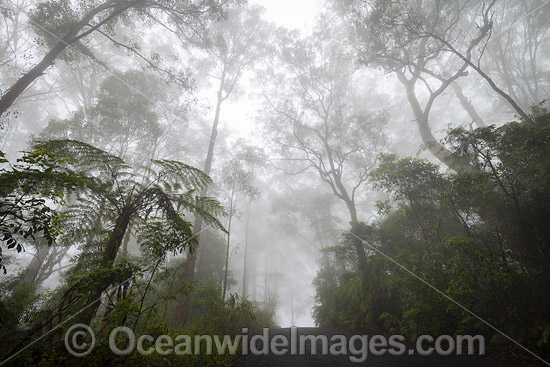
[1,0,549,365]
[314,109,550,356]
[0,139,273,365]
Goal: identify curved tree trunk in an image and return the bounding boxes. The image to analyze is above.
[451,81,486,128]
[395,70,471,172]
[0,0,140,118]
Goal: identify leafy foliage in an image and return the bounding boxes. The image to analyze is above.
[0,148,83,273]
[314,109,550,353]
[38,71,164,163]
[0,139,230,364]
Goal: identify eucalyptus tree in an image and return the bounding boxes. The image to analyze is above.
[0,0,230,119]
[0,0,34,112]
[173,4,272,327]
[215,140,265,299]
[403,0,534,124]
[20,239,70,286]
[0,0,48,151]
[233,143,265,299]
[219,151,260,299]
[260,25,387,273]
[484,0,550,111]
[334,0,537,169]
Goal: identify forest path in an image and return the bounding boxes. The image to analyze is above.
[237,327,525,367]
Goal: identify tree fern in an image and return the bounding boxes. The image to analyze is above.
[23,139,226,328]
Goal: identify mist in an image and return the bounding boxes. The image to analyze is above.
[1,0,549,365]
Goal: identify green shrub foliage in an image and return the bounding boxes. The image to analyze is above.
[314,108,550,353]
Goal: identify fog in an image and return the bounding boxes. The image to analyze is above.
[1,0,550,365]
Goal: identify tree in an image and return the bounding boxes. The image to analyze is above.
[24,70,165,292]
[261,25,387,272]
[444,106,550,267]
[25,139,225,328]
[337,0,536,169]
[219,153,260,299]
[0,0,35,111]
[0,0,229,119]
[194,229,227,285]
[410,0,534,124]
[173,4,272,327]
[269,180,340,252]
[219,140,264,299]
[484,0,550,111]
[38,70,164,163]
[313,109,550,357]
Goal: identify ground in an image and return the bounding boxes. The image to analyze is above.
[238,327,529,367]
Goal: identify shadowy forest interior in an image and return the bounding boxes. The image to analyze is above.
[1,0,550,366]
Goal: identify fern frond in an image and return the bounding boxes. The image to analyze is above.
[33,139,130,177]
[173,192,227,233]
[151,159,213,191]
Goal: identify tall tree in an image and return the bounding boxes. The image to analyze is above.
[219,152,260,299]
[0,0,228,119]
[335,0,537,169]
[260,26,387,273]
[173,4,271,327]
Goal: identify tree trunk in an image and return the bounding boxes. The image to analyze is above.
[0,0,136,118]
[346,203,368,273]
[222,192,234,299]
[250,250,257,301]
[430,34,534,125]
[80,207,133,325]
[318,132,369,273]
[451,81,486,128]
[395,70,468,172]
[22,238,50,286]
[173,72,225,328]
[242,203,251,298]
[463,58,533,124]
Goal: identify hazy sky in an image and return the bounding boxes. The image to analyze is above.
[220,0,321,144]
[249,0,321,33]
[232,1,321,326]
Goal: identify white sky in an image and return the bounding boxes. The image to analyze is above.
[249,0,321,33]
[222,0,321,140]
